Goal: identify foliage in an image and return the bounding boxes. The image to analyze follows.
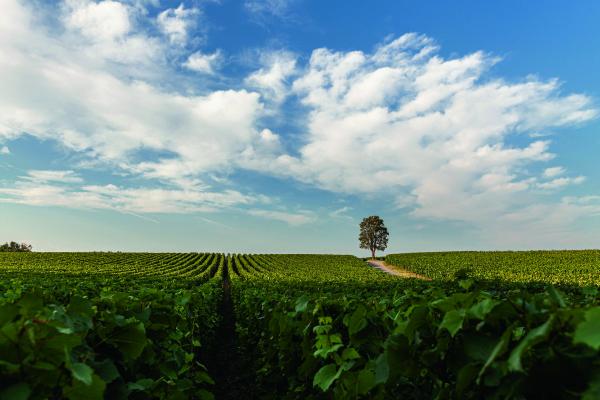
[1,251,598,399]
[385,250,600,286]
[0,252,224,399]
[0,241,32,252]
[230,254,600,399]
[359,216,389,258]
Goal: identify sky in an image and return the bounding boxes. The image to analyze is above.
[1,0,599,254]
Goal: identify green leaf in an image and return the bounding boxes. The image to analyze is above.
[0,383,31,400]
[356,367,376,395]
[468,298,497,320]
[374,353,389,385]
[71,363,94,386]
[547,287,566,308]
[64,374,106,400]
[111,322,147,360]
[341,347,360,360]
[198,389,215,400]
[508,316,554,372]
[0,360,19,374]
[128,378,155,391]
[67,296,94,317]
[477,325,512,383]
[463,334,497,361]
[17,294,43,314]
[176,291,192,306]
[459,279,474,290]
[346,306,367,336]
[439,309,466,337]
[91,359,120,384]
[314,343,343,358]
[574,307,600,350]
[456,363,479,397]
[0,304,18,325]
[512,326,525,341]
[313,364,341,391]
[295,295,309,313]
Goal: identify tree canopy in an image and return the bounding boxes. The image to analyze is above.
[0,241,32,252]
[359,216,389,259]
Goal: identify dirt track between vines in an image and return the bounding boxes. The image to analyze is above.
[367,259,431,280]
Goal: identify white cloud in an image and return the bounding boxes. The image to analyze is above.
[248,209,316,225]
[24,170,83,184]
[0,146,9,155]
[0,179,262,214]
[329,206,352,218]
[543,166,565,178]
[240,128,284,165]
[538,176,585,190]
[61,0,162,71]
[183,50,222,74]
[64,0,131,41]
[245,51,297,102]
[395,194,417,209]
[242,34,597,228]
[0,1,598,244]
[0,0,267,192]
[157,3,199,45]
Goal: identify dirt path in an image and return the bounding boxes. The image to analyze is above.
[367,259,430,280]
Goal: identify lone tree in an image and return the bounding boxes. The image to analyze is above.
[359,216,389,259]
[0,241,32,252]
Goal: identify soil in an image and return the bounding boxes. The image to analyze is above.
[367,259,431,280]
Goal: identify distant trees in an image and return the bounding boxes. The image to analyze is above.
[359,216,389,259]
[0,241,32,252]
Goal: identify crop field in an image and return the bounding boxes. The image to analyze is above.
[0,252,599,399]
[385,250,600,286]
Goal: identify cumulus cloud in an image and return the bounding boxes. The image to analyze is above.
[242,33,597,232]
[0,2,598,243]
[157,3,199,45]
[245,50,297,102]
[0,0,267,189]
[183,50,222,74]
[64,0,131,41]
[61,0,162,70]
[0,146,9,155]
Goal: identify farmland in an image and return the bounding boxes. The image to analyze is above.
[385,250,600,286]
[0,252,599,399]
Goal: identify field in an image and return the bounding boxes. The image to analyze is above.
[386,250,600,286]
[0,252,599,399]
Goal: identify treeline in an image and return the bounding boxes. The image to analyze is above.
[0,241,32,252]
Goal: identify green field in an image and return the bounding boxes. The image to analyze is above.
[385,250,600,286]
[0,252,599,399]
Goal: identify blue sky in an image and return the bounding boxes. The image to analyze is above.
[1,0,599,254]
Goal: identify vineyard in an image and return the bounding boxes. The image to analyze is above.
[0,252,599,399]
[385,250,600,286]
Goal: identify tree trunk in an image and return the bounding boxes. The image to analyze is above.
[371,248,376,259]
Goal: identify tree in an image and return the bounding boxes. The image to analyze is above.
[0,241,32,252]
[359,216,389,259]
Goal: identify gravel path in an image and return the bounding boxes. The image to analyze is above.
[367,259,430,280]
